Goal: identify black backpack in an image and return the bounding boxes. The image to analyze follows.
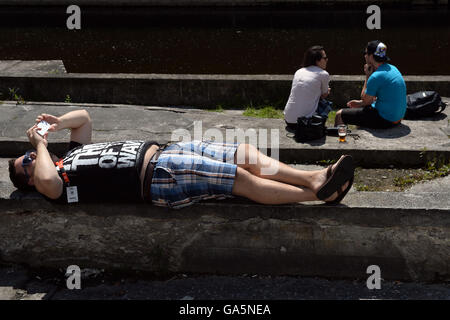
[404,91,447,119]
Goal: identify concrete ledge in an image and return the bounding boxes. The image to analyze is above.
[1,72,450,108]
[2,140,449,167]
[0,193,449,281]
[1,102,449,166]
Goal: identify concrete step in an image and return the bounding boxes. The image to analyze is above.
[1,68,450,108]
[1,100,448,281]
[0,101,449,166]
[1,264,450,300]
[1,156,449,282]
[1,61,450,108]
[0,60,66,74]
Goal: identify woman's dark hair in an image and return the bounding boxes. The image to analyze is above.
[8,158,35,191]
[302,45,325,67]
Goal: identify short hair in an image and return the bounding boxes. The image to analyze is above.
[8,158,35,191]
[302,45,325,68]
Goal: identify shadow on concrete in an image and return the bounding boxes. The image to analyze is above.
[284,126,326,146]
[9,190,43,200]
[285,126,296,134]
[404,113,447,122]
[359,123,411,139]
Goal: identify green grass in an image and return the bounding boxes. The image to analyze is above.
[207,105,224,112]
[316,159,337,166]
[393,159,450,189]
[326,110,336,126]
[8,88,25,104]
[243,106,284,119]
[355,184,371,192]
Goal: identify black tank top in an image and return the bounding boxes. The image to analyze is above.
[55,140,157,202]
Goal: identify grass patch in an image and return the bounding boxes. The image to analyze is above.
[243,105,284,119]
[393,159,450,189]
[355,184,371,192]
[352,158,450,192]
[316,159,337,166]
[8,88,26,104]
[207,105,224,112]
[326,110,336,126]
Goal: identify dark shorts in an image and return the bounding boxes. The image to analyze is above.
[285,121,297,131]
[341,106,400,129]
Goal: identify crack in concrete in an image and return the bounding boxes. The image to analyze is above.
[144,108,186,113]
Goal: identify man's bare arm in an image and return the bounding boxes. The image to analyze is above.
[346,93,376,108]
[360,64,376,102]
[27,126,63,199]
[34,142,63,199]
[347,64,376,108]
[36,109,92,145]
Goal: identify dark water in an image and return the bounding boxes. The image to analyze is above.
[0,7,449,75]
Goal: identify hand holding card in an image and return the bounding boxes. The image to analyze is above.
[36,120,51,136]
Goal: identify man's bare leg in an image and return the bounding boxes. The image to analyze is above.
[232,167,349,204]
[334,109,344,126]
[234,144,347,195]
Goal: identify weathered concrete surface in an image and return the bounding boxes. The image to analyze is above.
[0,72,295,109]
[0,264,49,300]
[0,100,448,166]
[1,159,450,282]
[1,263,450,300]
[0,100,449,282]
[408,174,450,193]
[0,187,449,281]
[0,60,66,74]
[1,66,450,108]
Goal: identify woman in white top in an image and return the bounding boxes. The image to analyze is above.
[284,46,331,129]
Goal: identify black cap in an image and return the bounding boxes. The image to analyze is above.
[366,40,390,62]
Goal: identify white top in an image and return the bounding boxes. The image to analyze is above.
[283,65,330,123]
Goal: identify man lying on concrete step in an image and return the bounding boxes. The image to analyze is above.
[8,110,354,208]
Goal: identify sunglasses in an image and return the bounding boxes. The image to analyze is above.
[21,149,35,181]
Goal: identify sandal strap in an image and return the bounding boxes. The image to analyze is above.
[326,165,333,179]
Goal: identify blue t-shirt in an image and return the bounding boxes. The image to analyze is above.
[365,63,407,122]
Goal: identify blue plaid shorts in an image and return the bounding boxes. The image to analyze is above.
[150,140,239,209]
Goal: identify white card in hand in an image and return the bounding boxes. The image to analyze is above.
[37,121,51,136]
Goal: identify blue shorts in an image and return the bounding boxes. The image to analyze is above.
[150,140,239,209]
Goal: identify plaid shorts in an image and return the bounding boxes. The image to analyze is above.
[150,140,239,209]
